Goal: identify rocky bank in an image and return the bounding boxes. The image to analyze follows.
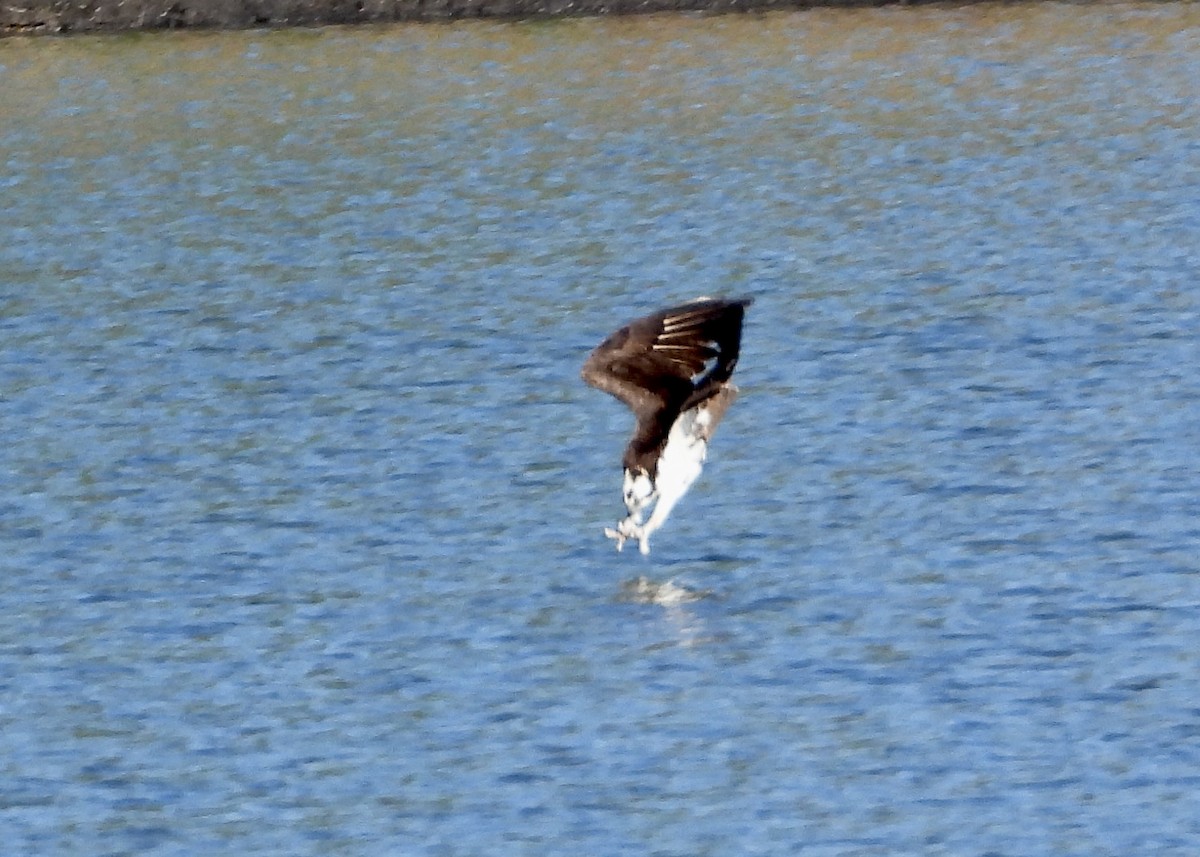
[2,0,907,35]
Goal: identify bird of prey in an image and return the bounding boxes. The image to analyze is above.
[581,296,752,554]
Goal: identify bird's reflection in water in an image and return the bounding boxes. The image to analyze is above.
[619,576,718,649]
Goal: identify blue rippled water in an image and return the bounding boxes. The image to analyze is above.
[3,6,1200,854]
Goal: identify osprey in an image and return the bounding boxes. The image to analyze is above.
[581,297,752,554]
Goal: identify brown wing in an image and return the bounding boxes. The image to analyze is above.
[581,297,752,422]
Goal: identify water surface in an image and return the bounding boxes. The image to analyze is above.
[3,6,1200,854]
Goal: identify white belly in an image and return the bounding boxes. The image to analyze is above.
[654,408,709,503]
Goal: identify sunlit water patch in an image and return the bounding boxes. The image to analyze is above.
[3,6,1200,855]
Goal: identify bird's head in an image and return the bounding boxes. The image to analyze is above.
[622,468,655,515]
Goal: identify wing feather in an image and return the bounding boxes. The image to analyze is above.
[582,297,751,471]
[581,297,751,415]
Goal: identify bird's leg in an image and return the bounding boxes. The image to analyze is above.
[627,486,682,555]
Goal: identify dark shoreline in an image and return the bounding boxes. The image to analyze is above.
[3,0,919,36]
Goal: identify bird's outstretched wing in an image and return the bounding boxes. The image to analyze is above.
[581,298,751,420]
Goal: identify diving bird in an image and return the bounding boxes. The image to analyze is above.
[581,296,752,554]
